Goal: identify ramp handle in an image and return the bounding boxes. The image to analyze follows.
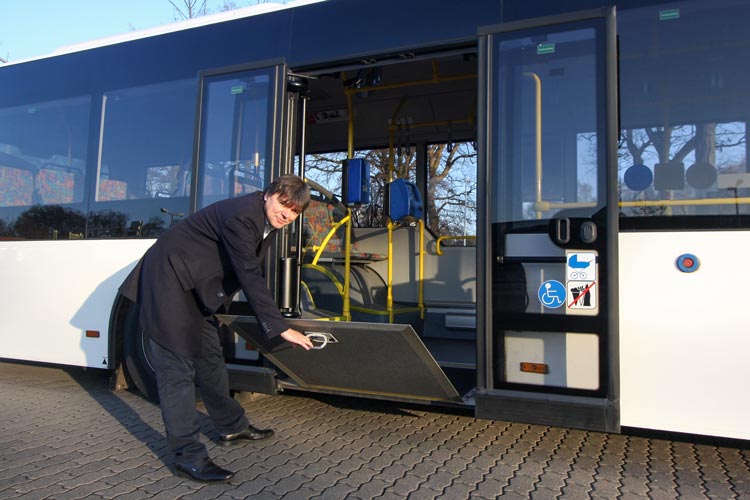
[305,331,339,350]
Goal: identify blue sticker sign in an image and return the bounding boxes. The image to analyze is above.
[538,280,566,309]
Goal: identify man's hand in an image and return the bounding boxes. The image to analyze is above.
[280,328,313,350]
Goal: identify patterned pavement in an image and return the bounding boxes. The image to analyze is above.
[0,361,748,499]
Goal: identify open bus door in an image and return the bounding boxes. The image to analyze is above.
[204,64,463,404]
[476,8,620,432]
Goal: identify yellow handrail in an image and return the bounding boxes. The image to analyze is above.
[387,221,394,322]
[343,209,352,321]
[418,219,424,319]
[620,197,750,207]
[529,197,750,213]
[385,220,425,322]
[311,212,351,266]
[435,235,477,255]
[300,263,348,322]
[523,72,543,220]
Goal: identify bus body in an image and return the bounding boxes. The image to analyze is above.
[1,0,748,440]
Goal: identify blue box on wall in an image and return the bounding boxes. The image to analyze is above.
[342,158,370,206]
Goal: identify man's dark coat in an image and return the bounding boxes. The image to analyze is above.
[119,191,287,359]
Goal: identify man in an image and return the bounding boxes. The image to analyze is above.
[119,175,313,483]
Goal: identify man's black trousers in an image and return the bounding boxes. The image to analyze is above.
[149,316,249,467]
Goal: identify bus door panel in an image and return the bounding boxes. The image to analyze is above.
[218,315,462,403]
[194,63,288,211]
[477,9,619,431]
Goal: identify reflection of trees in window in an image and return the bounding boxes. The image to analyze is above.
[142,216,167,237]
[13,205,86,240]
[0,218,12,237]
[618,123,747,216]
[426,142,476,240]
[88,210,129,238]
[304,142,476,238]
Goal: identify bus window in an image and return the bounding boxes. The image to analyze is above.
[304,146,419,229]
[618,1,750,223]
[491,26,603,226]
[426,141,477,246]
[0,96,90,239]
[92,79,195,237]
[197,69,276,209]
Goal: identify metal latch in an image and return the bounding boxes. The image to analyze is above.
[305,331,339,350]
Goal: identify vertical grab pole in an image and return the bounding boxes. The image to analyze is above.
[343,89,355,321]
[523,72,543,219]
[343,210,352,321]
[418,218,425,319]
[296,89,308,262]
[387,221,394,323]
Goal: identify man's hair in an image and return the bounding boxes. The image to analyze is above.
[264,175,311,212]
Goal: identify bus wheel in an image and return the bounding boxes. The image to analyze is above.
[122,304,160,403]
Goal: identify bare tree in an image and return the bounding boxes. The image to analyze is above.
[169,0,209,19]
[168,0,274,19]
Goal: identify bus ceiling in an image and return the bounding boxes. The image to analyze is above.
[294,48,479,154]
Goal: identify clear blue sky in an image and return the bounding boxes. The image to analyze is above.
[0,1,245,63]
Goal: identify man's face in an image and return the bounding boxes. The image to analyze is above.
[264,193,301,229]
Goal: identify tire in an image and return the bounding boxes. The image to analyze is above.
[121,303,160,403]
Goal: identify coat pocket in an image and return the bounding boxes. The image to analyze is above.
[167,254,195,291]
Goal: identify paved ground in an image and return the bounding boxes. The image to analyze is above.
[0,361,748,500]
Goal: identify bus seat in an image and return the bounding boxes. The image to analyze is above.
[98,179,128,201]
[37,166,82,204]
[203,176,225,196]
[305,198,388,261]
[0,165,34,207]
[304,199,343,254]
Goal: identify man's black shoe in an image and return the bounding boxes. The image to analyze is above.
[220,424,274,445]
[174,459,234,483]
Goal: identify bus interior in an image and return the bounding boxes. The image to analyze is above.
[228,49,482,403]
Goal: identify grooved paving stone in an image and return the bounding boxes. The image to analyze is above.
[1,361,749,500]
[382,472,426,496]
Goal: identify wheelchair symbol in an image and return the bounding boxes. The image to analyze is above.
[538,280,565,308]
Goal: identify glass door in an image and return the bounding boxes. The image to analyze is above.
[194,64,287,210]
[478,8,619,429]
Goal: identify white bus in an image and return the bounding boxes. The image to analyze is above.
[1,0,748,440]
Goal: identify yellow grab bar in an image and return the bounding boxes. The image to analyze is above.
[435,235,477,255]
[311,212,352,266]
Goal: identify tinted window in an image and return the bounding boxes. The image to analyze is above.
[490,26,602,224]
[618,0,750,223]
[0,96,90,240]
[91,79,195,238]
[197,69,277,209]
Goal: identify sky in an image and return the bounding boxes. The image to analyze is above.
[0,1,249,63]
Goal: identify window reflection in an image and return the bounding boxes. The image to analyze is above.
[198,70,274,209]
[92,79,195,238]
[0,96,90,239]
[618,0,750,219]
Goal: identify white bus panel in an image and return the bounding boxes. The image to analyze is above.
[619,231,750,439]
[0,240,153,369]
